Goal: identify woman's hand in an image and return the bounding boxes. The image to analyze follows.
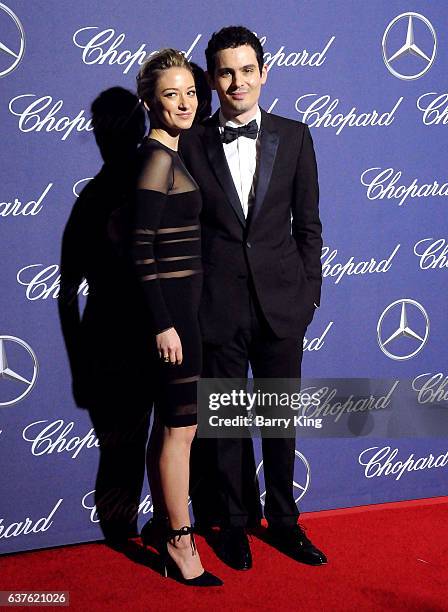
[156,327,183,365]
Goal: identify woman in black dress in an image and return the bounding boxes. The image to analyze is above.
[132,49,221,586]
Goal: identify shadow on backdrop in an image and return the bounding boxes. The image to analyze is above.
[58,87,164,543]
[190,62,212,122]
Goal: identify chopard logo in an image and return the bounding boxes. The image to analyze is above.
[9,94,93,140]
[0,336,38,407]
[258,34,335,70]
[17,264,89,300]
[321,245,399,284]
[416,92,448,126]
[377,299,430,361]
[358,446,448,480]
[0,499,63,538]
[0,184,53,217]
[382,13,437,81]
[73,27,202,74]
[22,419,99,458]
[0,2,25,77]
[412,372,448,405]
[361,167,448,206]
[295,94,403,135]
[82,490,154,524]
[303,322,333,351]
[22,417,148,459]
[413,238,448,270]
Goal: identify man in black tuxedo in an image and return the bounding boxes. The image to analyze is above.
[180,26,326,568]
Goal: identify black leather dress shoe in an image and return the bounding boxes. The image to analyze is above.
[216,527,252,570]
[267,524,327,566]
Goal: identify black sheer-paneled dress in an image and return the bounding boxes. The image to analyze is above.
[131,138,202,427]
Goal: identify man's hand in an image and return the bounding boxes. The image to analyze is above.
[156,327,183,365]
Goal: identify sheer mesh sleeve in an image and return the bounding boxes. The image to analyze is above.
[131,147,175,334]
[137,147,174,192]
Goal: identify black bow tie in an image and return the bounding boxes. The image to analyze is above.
[222,119,258,144]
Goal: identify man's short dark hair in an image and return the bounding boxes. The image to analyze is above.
[205,26,264,76]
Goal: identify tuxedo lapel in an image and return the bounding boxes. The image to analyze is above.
[251,109,279,225]
[202,111,246,228]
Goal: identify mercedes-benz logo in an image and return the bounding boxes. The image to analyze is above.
[382,12,437,81]
[377,299,430,361]
[0,336,38,406]
[0,3,25,78]
[256,449,311,506]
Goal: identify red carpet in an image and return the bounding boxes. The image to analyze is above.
[1,497,447,612]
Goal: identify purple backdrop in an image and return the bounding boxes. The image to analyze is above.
[1,0,447,553]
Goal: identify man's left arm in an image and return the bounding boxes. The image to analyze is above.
[291,124,323,308]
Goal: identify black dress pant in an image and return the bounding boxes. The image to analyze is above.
[191,282,304,528]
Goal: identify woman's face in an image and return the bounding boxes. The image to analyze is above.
[151,67,197,132]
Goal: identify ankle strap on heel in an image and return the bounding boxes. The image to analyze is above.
[167,525,197,556]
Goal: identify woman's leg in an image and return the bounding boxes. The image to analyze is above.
[159,423,205,579]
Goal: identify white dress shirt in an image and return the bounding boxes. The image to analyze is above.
[218,106,319,308]
[218,106,261,218]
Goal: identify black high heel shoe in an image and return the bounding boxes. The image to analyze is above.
[162,525,223,587]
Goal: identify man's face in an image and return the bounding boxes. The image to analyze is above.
[209,44,267,122]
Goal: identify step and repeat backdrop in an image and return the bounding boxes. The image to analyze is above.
[1,0,447,554]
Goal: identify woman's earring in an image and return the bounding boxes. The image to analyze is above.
[143,101,150,112]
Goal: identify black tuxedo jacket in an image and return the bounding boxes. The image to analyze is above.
[179,108,322,344]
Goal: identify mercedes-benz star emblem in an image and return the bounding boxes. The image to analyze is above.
[382,12,437,80]
[256,449,310,506]
[377,299,429,361]
[0,336,38,406]
[0,3,25,77]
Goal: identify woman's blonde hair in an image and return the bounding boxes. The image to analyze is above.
[136,48,193,106]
